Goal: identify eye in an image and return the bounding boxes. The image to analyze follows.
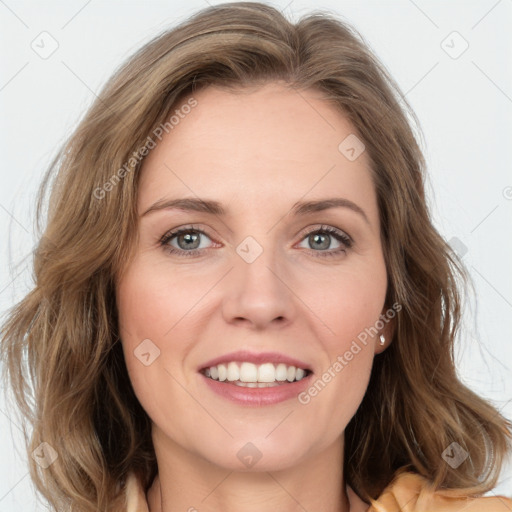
[296,225,352,258]
[160,226,215,257]
[159,224,353,259]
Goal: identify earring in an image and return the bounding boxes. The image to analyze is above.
[379,334,386,345]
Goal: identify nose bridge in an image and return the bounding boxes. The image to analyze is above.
[236,234,279,288]
[223,232,294,327]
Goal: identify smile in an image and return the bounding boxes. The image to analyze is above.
[200,366,314,406]
[201,361,312,389]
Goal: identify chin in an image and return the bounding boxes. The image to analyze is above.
[193,433,314,473]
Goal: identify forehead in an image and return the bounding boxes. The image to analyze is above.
[137,82,377,223]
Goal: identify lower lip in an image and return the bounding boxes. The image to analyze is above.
[200,373,313,406]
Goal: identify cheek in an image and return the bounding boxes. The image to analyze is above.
[115,258,215,422]
[298,307,377,438]
[297,264,386,416]
[310,263,387,349]
[116,255,215,347]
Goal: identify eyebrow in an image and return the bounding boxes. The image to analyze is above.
[141,197,370,224]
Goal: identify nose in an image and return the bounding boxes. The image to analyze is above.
[221,244,296,330]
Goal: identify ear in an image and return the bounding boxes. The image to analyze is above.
[374,304,398,355]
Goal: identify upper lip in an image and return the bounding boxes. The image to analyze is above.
[199,350,313,372]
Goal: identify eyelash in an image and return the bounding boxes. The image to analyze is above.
[159,224,353,259]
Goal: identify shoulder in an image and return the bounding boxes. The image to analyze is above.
[367,470,512,512]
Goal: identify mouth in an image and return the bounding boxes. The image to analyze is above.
[199,361,313,387]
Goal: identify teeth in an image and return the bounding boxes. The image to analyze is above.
[240,362,258,382]
[275,363,288,381]
[218,364,227,381]
[257,362,275,382]
[203,361,309,384]
[234,381,280,388]
[227,362,239,381]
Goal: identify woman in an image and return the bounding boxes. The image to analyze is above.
[1,2,511,511]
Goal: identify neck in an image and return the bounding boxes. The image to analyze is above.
[147,427,353,512]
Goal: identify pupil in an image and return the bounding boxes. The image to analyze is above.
[179,232,200,250]
[311,233,329,250]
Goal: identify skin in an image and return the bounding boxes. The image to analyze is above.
[116,81,393,512]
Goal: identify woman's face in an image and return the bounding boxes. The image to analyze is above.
[116,82,390,472]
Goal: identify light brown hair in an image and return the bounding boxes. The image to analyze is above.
[1,2,511,511]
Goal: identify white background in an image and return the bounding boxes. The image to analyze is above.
[1,0,511,509]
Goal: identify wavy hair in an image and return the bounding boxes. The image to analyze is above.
[1,2,511,511]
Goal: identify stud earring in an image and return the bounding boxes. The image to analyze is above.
[379,334,386,345]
